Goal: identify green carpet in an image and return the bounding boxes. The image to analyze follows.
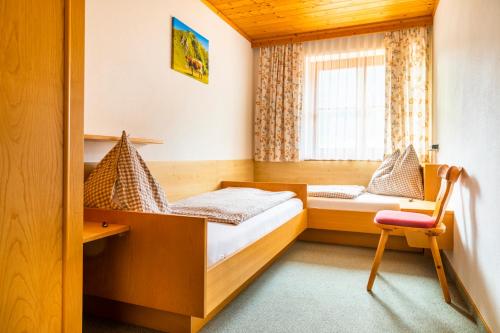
[84,241,480,333]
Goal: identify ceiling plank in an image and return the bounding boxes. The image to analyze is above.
[244,11,433,40]
[201,0,438,48]
[201,0,252,41]
[239,7,433,32]
[226,0,433,18]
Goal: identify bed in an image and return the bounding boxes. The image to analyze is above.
[207,197,303,267]
[83,181,307,333]
[302,164,455,251]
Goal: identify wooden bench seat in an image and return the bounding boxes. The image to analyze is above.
[305,199,454,250]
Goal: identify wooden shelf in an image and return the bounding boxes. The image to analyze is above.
[83,221,130,243]
[84,134,163,144]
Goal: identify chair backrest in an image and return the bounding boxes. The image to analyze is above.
[432,165,463,226]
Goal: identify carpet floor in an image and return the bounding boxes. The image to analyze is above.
[84,241,481,333]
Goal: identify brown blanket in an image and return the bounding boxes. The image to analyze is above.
[169,187,296,225]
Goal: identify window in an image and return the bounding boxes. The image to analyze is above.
[301,35,385,161]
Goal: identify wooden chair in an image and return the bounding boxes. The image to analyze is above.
[366,165,463,303]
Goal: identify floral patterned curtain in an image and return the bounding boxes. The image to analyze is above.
[254,43,303,162]
[384,27,432,162]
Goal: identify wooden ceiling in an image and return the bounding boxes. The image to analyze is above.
[202,0,438,47]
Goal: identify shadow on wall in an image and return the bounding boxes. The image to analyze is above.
[453,170,497,330]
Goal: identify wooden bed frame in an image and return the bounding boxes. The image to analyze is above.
[84,165,455,331]
[83,181,308,333]
[301,164,455,251]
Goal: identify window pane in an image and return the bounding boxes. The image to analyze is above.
[302,51,385,161]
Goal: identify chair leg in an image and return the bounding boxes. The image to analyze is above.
[428,235,451,303]
[367,229,390,291]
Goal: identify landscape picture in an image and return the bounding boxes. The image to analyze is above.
[171,17,209,84]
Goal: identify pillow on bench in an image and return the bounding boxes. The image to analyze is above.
[367,145,424,200]
[84,131,169,213]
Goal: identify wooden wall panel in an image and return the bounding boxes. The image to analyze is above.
[63,0,85,332]
[255,161,380,186]
[423,163,441,201]
[0,0,65,332]
[84,160,254,202]
[149,160,254,201]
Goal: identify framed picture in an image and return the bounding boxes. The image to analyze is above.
[171,17,209,84]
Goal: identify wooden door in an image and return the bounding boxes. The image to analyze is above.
[0,0,84,332]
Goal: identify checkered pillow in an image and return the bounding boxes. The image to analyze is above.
[84,131,169,213]
[367,145,424,199]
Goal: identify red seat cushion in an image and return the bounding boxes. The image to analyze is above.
[375,210,436,228]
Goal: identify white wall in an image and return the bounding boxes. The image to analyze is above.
[84,0,253,162]
[434,0,500,331]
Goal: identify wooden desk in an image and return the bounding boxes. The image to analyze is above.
[83,221,130,243]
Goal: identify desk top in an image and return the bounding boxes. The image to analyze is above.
[83,221,130,243]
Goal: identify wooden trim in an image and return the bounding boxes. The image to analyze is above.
[299,229,421,252]
[83,222,130,243]
[201,0,252,41]
[221,181,308,208]
[84,134,164,144]
[442,255,494,333]
[251,15,433,48]
[84,208,207,318]
[63,0,85,331]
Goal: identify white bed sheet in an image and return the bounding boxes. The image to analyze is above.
[308,193,406,212]
[207,198,303,268]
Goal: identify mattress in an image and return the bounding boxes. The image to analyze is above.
[207,198,303,268]
[307,193,407,212]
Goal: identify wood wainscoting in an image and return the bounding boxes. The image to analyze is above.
[84,159,254,201]
[255,161,380,185]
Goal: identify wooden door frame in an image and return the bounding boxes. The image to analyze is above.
[63,0,85,332]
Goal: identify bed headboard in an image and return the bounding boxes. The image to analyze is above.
[423,164,443,201]
[220,181,308,208]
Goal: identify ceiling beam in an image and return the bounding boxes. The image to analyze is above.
[251,15,433,48]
